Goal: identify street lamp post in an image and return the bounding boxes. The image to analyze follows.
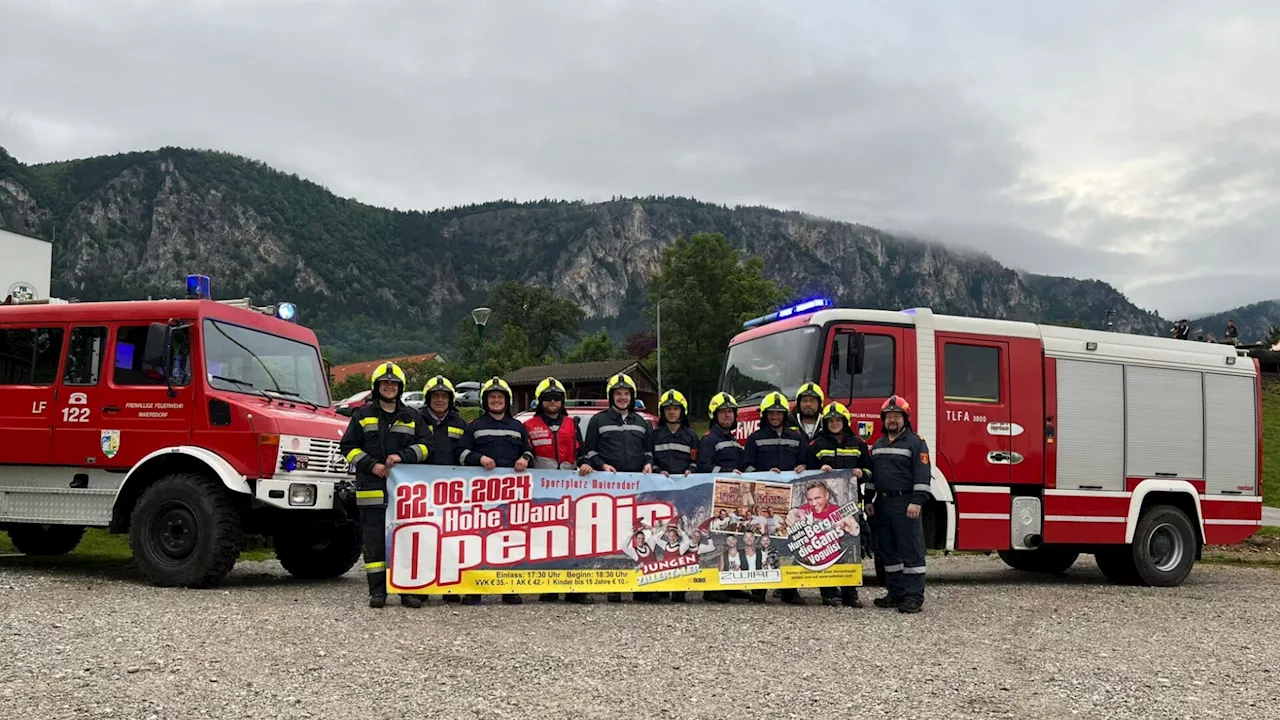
[472,307,492,379]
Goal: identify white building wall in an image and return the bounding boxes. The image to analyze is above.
[0,228,52,301]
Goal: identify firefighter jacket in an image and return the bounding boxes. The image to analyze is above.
[457,413,535,468]
[651,424,700,475]
[743,424,807,472]
[526,412,580,470]
[339,402,432,490]
[696,424,745,473]
[869,429,933,505]
[420,407,468,467]
[806,430,873,477]
[579,408,654,472]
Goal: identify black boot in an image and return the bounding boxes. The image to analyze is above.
[462,594,482,605]
[502,594,523,605]
[401,594,424,608]
[539,593,559,603]
[873,595,902,609]
[703,591,729,603]
[779,589,805,605]
[897,600,923,614]
[565,593,595,604]
[841,587,863,608]
[607,593,623,603]
[369,595,387,609]
[443,595,461,604]
[749,590,767,604]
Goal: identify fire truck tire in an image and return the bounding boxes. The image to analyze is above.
[997,547,1080,575]
[5,524,87,556]
[128,473,244,588]
[1130,505,1197,587]
[274,522,362,580]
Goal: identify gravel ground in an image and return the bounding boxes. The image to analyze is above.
[1,555,1278,720]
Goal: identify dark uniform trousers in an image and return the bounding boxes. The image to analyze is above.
[340,405,431,597]
[869,432,933,605]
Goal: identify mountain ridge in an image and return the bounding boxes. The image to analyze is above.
[0,145,1192,361]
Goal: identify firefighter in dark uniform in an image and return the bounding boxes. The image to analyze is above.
[792,382,825,442]
[741,391,806,604]
[650,388,700,602]
[456,376,536,606]
[807,401,873,608]
[577,372,655,603]
[527,377,592,605]
[697,391,747,603]
[338,362,433,609]
[420,374,469,605]
[867,395,931,613]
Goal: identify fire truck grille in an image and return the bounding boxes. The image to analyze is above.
[280,435,351,476]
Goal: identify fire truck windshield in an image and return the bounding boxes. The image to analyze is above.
[202,319,332,407]
[719,326,821,404]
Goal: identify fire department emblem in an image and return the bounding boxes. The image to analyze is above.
[856,421,874,438]
[7,281,37,302]
[100,430,121,459]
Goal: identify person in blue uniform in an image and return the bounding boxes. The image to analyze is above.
[867,395,932,614]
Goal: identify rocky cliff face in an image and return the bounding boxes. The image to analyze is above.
[0,146,1169,360]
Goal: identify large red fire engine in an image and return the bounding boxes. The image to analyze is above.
[721,299,1263,587]
[0,275,359,587]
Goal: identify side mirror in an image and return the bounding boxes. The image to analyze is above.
[143,322,172,371]
[847,331,865,376]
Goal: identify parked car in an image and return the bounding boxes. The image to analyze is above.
[401,390,426,410]
[334,389,371,416]
[454,381,482,407]
[514,399,659,442]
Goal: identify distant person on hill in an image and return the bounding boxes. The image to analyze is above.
[1225,320,1240,345]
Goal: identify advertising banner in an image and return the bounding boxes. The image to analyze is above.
[384,466,864,595]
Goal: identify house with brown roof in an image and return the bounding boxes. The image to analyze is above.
[504,358,658,410]
[330,353,446,384]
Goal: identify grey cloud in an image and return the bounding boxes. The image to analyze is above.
[1,0,1278,315]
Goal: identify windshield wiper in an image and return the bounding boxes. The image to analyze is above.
[210,374,268,397]
[209,321,288,398]
[264,388,318,410]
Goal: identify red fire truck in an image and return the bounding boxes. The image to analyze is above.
[721,299,1263,587]
[0,275,359,587]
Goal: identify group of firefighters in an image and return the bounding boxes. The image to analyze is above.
[338,362,933,614]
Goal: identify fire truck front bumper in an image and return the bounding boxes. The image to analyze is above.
[254,474,342,510]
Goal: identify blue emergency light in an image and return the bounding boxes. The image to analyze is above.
[276,302,298,322]
[186,274,211,299]
[742,297,833,329]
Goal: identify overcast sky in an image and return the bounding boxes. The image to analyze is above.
[3,0,1278,316]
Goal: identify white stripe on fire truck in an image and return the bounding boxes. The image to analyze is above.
[1044,515,1126,523]
[1203,519,1261,526]
[1199,495,1262,503]
[1043,489,1132,498]
[952,485,1010,494]
[958,513,1010,520]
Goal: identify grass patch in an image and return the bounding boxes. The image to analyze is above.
[460,406,482,422]
[0,528,274,562]
[1255,525,1280,538]
[1262,378,1280,507]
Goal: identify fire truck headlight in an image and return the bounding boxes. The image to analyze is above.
[289,483,317,506]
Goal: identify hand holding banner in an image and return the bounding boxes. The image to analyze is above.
[384,466,864,595]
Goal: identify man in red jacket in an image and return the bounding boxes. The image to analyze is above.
[526,377,593,605]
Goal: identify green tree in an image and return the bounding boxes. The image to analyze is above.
[488,281,585,358]
[564,329,626,363]
[647,232,786,416]
[1266,325,1280,347]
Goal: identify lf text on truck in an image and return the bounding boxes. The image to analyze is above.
[0,274,360,587]
[720,298,1264,587]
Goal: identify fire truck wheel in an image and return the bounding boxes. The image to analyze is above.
[274,522,362,580]
[128,473,244,588]
[1130,505,1197,587]
[5,524,87,556]
[996,547,1080,575]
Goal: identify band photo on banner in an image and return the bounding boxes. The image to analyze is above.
[383,467,865,595]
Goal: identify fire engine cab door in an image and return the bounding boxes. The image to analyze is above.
[0,324,65,465]
[92,323,196,469]
[935,336,1012,485]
